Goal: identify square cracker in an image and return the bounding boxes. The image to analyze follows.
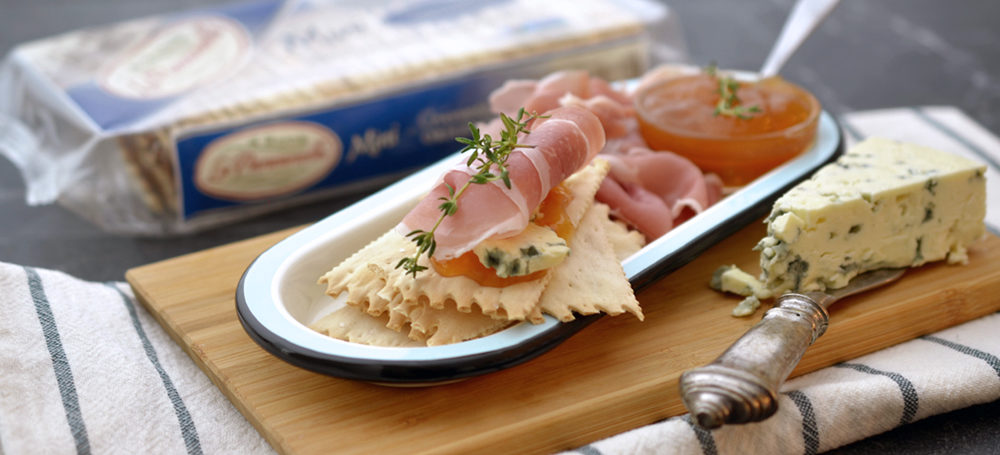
[392,203,642,345]
[381,159,609,321]
[538,202,643,322]
[318,159,610,323]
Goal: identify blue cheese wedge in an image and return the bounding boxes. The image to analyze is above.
[758,137,986,294]
[473,223,570,278]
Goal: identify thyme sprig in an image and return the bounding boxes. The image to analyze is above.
[396,108,540,277]
[705,63,762,119]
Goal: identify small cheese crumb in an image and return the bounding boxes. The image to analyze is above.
[731,296,761,317]
[710,265,772,299]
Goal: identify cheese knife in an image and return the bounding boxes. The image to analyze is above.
[679,267,905,429]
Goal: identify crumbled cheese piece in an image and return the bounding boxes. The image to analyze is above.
[710,265,773,299]
[731,296,761,317]
[474,223,569,278]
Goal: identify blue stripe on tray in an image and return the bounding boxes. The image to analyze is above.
[920,335,1000,379]
[105,283,203,455]
[25,267,91,455]
[784,390,820,455]
[682,414,718,455]
[576,444,603,455]
[835,363,919,425]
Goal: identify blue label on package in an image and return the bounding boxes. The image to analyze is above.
[175,74,503,219]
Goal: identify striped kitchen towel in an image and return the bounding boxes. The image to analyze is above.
[566,314,1000,455]
[0,265,274,455]
[564,106,1000,455]
[0,106,998,455]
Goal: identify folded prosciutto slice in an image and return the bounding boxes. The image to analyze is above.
[398,106,606,259]
[489,70,632,131]
[489,69,725,243]
[596,148,724,241]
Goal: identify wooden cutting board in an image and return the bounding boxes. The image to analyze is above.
[126,223,1000,455]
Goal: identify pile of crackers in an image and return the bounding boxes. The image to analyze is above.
[312,159,646,346]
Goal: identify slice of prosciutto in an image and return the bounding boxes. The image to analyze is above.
[488,70,633,138]
[398,106,606,259]
[486,69,724,243]
[559,94,632,139]
[596,148,724,241]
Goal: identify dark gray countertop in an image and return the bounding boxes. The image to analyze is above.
[1,1,998,453]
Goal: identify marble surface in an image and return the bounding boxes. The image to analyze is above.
[1,1,998,453]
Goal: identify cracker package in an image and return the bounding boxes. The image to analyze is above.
[0,0,684,235]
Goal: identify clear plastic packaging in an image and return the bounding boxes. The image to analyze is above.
[0,0,685,235]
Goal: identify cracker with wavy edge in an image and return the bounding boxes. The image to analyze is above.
[320,230,554,320]
[390,203,640,345]
[404,302,514,346]
[305,287,519,347]
[308,291,509,347]
[381,159,608,323]
[539,202,643,322]
[319,159,609,324]
[317,232,397,316]
[311,204,644,348]
[309,306,424,347]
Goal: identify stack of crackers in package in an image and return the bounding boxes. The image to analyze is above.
[0,0,682,235]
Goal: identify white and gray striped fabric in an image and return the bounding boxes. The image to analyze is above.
[0,265,274,455]
[1,107,998,455]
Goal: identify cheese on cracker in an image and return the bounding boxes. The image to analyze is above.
[319,160,609,321]
[316,158,645,346]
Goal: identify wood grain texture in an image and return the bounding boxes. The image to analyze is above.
[126,223,1000,455]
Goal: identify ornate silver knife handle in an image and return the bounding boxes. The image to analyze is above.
[679,268,905,429]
